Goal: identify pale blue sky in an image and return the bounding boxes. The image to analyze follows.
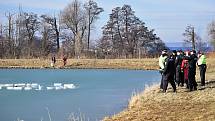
[0,0,215,45]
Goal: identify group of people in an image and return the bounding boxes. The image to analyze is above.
[159,49,207,93]
[50,55,68,67]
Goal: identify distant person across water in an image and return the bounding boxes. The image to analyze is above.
[51,56,56,67]
[63,56,67,66]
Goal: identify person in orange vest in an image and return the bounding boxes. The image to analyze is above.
[181,51,190,89]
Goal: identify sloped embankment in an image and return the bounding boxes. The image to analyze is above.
[104,58,215,121]
[104,82,215,121]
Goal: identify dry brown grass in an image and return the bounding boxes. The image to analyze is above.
[104,82,215,121]
[103,57,215,121]
[0,58,158,70]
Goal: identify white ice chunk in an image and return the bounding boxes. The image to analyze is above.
[54,83,62,87]
[6,87,14,90]
[26,83,31,87]
[63,84,75,89]
[24,87,32,90]
[47,87,55,90]
[4,84,13,87]
[14,83,26,87]
[13,87,23,90]
[31,83,39,88]
[35,85,42,91]
[55,86,64,90]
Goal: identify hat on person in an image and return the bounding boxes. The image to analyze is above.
[191,50,196,54]
[162,49,167,54]
[185,50,190,54]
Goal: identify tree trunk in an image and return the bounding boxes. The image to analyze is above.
[54,18,60,51]
[192,27,196,50]
[74,32,82,59]
[87,7,91,50]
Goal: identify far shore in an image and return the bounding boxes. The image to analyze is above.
[0,58,158,70]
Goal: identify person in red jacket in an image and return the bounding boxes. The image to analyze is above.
[181,51,190,89]
[63,55,68,66]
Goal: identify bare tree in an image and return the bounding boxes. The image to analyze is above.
[84,0,103,50]
[183,25,208,51]
[23,12,40,57]
[40,15,60,52]
[208,20,215,50]
[183,25,196,50]
[5,12,15,57]
[61,0,87,58]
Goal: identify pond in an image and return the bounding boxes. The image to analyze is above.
[0,69,161,121]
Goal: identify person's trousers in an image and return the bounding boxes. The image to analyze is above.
[176,66,182,86]
[188,70,197,91]
[199,64,206,86]
[163,74,176,92]
[160,74,164,89]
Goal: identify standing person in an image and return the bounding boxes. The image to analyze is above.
[51,56,56,67]
[186,50,198,91]
[181,51,185,85]
[197,51,207,86]
[181,51,190,89]
[175,50,183,86]
[172,50,177,84]
[159,50,168,89]
[63,55,67,66]
[162,53,177,93]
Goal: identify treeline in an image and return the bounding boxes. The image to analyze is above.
[0,0,167,59]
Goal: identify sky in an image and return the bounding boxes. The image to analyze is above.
[0,0,215,46]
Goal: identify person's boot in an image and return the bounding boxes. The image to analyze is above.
[162,90,167,93]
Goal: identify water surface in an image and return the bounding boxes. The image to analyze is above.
[0,69,160,121]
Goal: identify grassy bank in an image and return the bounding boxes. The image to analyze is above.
[103,58,215,121]
[0,58,158,70]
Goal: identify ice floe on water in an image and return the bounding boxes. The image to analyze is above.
[0,83,76,91]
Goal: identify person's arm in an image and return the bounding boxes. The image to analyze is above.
[181,60,185,71]
[159,56,165,69]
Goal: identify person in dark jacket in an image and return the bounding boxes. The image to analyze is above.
[172,50,177,82]
[175,50,183,86]
[186,50,198,91]
[162,53,177,93]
